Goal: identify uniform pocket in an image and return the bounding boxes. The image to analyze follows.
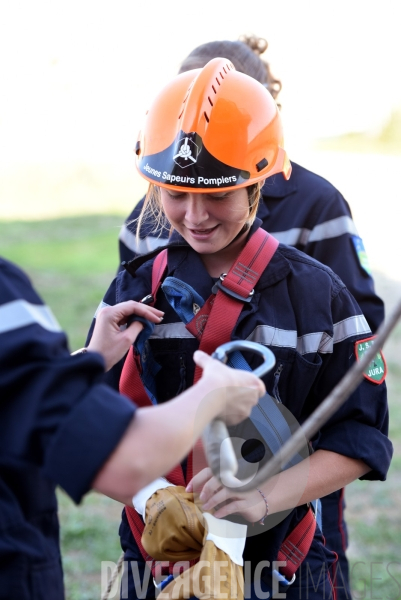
[151,338,199,402]
[260,348,323,421]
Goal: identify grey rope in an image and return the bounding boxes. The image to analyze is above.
[237,297,401,490]
[101,550,124,600]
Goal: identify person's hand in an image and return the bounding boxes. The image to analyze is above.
[87,301,164,371]
[193,350,265,426]
[186,467,266,523]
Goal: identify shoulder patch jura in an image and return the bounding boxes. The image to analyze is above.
[355,336,387,384]
[351,235,372,275]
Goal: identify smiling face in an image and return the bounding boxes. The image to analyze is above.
[160,187,251,260]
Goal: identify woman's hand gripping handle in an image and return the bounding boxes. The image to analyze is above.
[202,340,276,489]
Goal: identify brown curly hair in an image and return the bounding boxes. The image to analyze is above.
[238,34,282,101]
[179,34,282,102]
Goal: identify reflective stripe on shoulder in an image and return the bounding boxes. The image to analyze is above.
[94,301,111,318]
[0,299,62,334]
[272,227,310,246]
[119,224,167,254]
[272,215,358,246]
[246,314,370,355]
[308,215,358,243]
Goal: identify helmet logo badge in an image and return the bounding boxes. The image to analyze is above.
[173,136,199,168]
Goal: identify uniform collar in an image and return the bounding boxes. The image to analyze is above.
[167,219,291,295]
[257,161,299,222]
[261,161,299,199]
[164,238,214,301]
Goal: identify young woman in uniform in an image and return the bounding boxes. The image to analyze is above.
[89,57,392,599]
[119,39,385,598]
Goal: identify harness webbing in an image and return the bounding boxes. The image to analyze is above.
[277,505,317,579]
[186,229,279,382]
[119,250,168,408]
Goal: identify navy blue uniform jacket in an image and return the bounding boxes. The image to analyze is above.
[117,159,386,598]
[93,220,392,577]
[0,258,136,600]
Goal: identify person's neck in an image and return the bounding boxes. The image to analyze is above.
[200,231,249,278]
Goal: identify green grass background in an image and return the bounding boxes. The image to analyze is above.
[1,195,401,597]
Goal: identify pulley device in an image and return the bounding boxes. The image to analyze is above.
[202,339,309,490]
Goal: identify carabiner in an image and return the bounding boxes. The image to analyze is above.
[202,340,276,489]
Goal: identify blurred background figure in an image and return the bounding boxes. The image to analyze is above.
[0,255,264,600]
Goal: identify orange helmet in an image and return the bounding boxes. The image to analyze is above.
[135,57,291,192]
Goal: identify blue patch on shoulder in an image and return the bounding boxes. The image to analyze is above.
[351,235,372,275]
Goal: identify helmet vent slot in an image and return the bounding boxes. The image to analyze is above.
[178,81,194,119]
[204,111,210,123]
[219,71,224,79]
[212,85,217,94]
[208,96,213,107]
[216,77,221,86]
[256,158,268,172]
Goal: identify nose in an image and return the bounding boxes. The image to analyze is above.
[185,194,209,226]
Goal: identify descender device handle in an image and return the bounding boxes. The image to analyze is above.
[202,340,276,489]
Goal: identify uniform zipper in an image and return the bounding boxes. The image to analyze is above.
[176,354,187,395]
[272,364,284,403]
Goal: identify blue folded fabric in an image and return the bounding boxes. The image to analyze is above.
[161,277,205,324]
[129,314,160,404]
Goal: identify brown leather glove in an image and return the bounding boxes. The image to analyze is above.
[142,486,244,600]
[142,486,204,561]
[161,538,244,600]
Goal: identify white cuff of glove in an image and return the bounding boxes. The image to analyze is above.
[132,477,172,520]
[203,512,247,566]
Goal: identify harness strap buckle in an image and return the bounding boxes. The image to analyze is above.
[153,574,174,591]
[140,294,154,305]
[211,273,255,303]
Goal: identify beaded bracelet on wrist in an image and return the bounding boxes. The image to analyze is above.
[256,488,269,525]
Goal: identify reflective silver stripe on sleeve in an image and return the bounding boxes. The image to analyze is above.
[94,301,111,318]
[150,322,195,340]
[118,223,136,252]
[245,314,370,356]
[246,325,297,349]
[308,216,358,243]
[0,299,62,334]
[119,224,167,254]
[144,313,369,353]
[272,227,310,246]
[333,315,371,344]
[272,215,358,247]
[297,331,333,355]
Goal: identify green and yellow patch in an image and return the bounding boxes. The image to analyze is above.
[355,336,387,384]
